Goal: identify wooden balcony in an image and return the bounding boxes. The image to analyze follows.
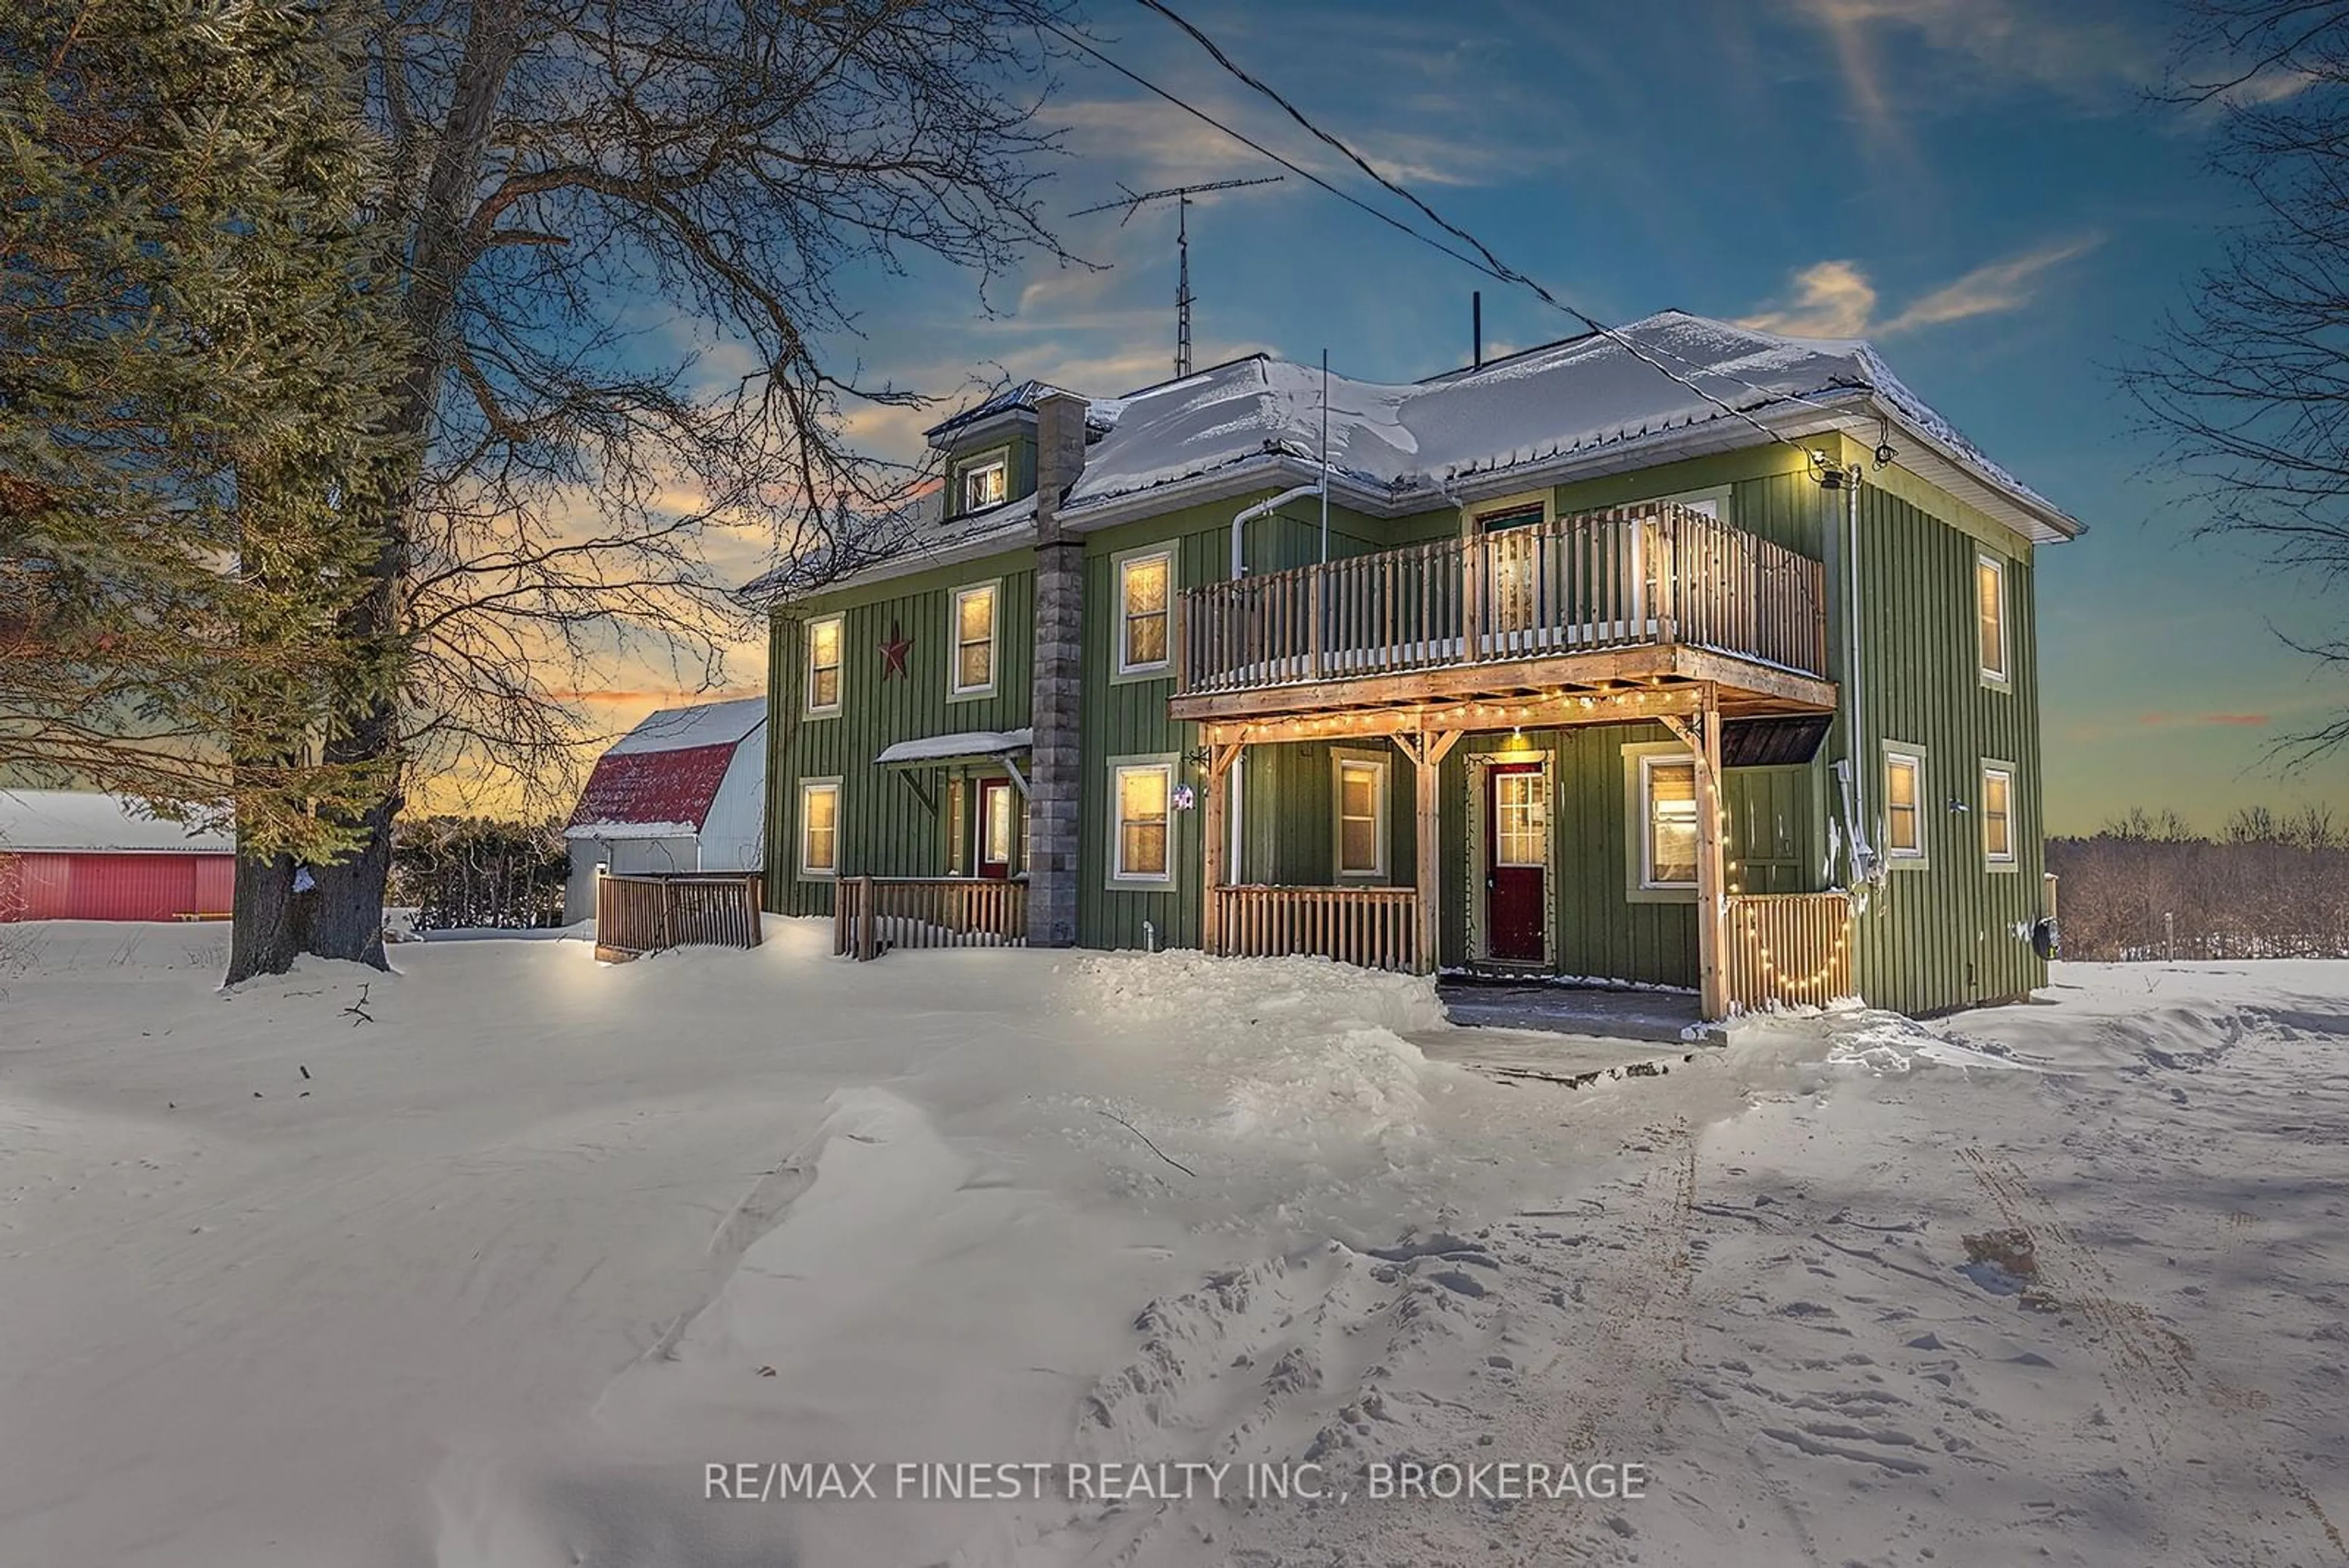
[1173,502,1833,726]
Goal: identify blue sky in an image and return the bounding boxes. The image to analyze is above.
[779,0,2349,835]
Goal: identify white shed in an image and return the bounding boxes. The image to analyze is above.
[562,697,766,923]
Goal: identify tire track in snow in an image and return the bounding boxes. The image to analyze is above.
[1954,1144,2345,1566]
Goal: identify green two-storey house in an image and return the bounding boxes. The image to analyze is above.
[748,311,2079,1019]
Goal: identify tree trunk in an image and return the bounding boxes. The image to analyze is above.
[305,693,401,968]
[226,852,304,984]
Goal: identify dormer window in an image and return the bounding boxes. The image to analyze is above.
[956,450,1008,515]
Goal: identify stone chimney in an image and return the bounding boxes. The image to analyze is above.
[1026,390,1088,946]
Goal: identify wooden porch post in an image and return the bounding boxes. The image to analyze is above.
[1200,740,1242,956]
[1458,504,1483,664]
[1402,729,1461,976]
[1664,688,1729,1020]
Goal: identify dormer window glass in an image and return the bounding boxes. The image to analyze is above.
[958,453,1008,515]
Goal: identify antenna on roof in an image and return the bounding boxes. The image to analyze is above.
[1071,175,1285,378]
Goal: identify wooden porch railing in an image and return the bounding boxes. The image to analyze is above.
[1178,501,1828,696]
[834,875,1029,960]
[1210,884,1422,973]
[1723,891,1852,1011]
[595,871,765,962]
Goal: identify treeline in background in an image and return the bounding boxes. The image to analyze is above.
[386,819,568,934]
[2047,806,2349,960]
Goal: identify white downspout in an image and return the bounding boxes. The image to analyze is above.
[1843,465,1872,884]
[1229,482,1323,579]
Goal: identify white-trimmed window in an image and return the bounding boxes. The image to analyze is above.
[1335,755,1389,878]
[1640,754,1698,889]
[1977,552,2008,683]
[799,779,841,878]
[1118,549,1173,674]
[1884,745,1926,862]
[1982,764,2016,865]
[984,779,1017,868]
[957,451,1008,515]
[1110,760,1173,884]
[950,581,996,697]
[804,614,843,716]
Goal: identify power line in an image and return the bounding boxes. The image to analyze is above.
[1038,20,1513,286]
[1100,0,1861,456]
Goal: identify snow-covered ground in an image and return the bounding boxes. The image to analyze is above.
[2,920,2345,1567]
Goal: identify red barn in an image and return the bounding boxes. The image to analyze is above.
[0,790,235,923]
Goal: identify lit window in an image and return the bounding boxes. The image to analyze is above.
[1983,765,2015,863]
[985,780,1017,867]
[1120,551,1172,673]
[951,582,995,695]
[805,615,842,716]
[1978,554,2008,681]
[959,455,1007,515]
[1885,750,1923,858]
[1494,770,1549,868]
[1337,757,1387,877]
[800,781,839,877]
[1113,763,1171,882]
[1641,757,1697,888]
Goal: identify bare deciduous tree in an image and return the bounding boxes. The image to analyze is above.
[303,0,1085,965]
[2131,1,2349,762]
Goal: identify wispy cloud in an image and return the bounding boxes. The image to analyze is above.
[1739,237,2101,338]
[2138,710,2273,730]
[1787,0,2159,122]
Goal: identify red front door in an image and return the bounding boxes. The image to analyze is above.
[976,778,1016,880]
[1485,764,1547,962]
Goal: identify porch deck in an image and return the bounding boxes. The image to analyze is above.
[1436,977,1710,1043]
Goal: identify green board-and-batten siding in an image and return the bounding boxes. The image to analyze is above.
[761,429,2055,1015]
[1837,466,2048,1014]
[766,561,1035,915]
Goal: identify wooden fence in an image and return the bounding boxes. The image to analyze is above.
[834,876,1029,959]
[1179,501,1828,696]
[1209,884,1422,973]
[594,871,764,962]
[1723,891,1852,1011]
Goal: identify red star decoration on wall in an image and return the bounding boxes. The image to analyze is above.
[878,619,913,680]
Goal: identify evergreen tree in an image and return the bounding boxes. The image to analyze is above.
[0,0,412,979]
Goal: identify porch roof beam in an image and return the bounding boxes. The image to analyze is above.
[1200,686,1705,748]
[1170,644,1834,728]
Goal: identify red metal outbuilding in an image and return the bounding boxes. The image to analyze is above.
[0,790,235,922]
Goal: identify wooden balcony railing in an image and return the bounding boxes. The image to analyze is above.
[834,875,1028,960]
[1723,891,1852,1011]
[595,871,765,962]
[1178,502,1828,697]
[1210,884,1422,973]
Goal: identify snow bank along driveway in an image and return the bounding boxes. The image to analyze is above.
[2,921,2345,1567]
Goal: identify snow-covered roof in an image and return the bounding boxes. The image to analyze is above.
[874,729,1034,767]
[922,379,1121,448]
[566,698,767,837]
[1055,312,2071,528]
[0,790,234,854]
[603,696,765,757]
[749,310,2079,607]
